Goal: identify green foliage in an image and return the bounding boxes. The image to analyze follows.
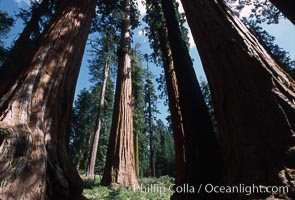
[83,176,174,200]
[70,89,94,169]
[225,0,281,24]
[69,80,114,173]
[200,78,218,135]
[154,120,175,177]
[92,0,140,34]
[143,0,190,64]
[131,47,150,177]
[242,19,295,78]
[88,28,118,83]
[16,0,57,40]
[0,7,13,65]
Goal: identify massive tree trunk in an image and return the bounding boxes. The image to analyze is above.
[101,0,138,188]
[181,0,295,198]
[87,61,110,177]
[160,0,223,198]
[0,0,96,199]
[268,0,295,25]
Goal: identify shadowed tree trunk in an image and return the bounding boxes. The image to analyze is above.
[87,61,110,177]
[101,0,138,188]
[146,0,187,189]
[160,0,223,198]
[268,0,295,25]
[0,0,96,199]
[181,0,295,198]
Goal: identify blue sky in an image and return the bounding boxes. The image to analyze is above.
[1,0,295,122]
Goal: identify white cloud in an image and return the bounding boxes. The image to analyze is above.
[188,29,195,48]
[176,0,184,13]
[240,5,254,18]
[14,0,30,6]
[136,0,146,15]
[138,29,145,36]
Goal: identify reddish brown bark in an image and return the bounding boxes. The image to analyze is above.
[160,1,223,199]
[0,0,96,199]
[87,61,110,177]
[101,0,138,188]
[181,0,295,198]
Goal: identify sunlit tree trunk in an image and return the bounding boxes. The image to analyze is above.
[181,0,295,198]
[269,0,295,25]
[101,0,138,188]
[87,61,110,177]
[0,0,96,199]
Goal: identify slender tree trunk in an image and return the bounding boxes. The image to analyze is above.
[269,0,295,25]
[101,0,138,188]
[81,130,92,170]
[0,0,96,199]
[160,0,223,198]
[181,0,295,198]
[147,78,156,177]
[87,61,110,177]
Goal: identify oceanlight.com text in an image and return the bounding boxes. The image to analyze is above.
[203,184,289,196]
[132,183,289,196]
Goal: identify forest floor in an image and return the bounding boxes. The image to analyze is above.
[82,175,174,200]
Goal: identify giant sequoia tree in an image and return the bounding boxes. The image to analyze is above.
[145,1,222,198]
[181,0,295,198]
[101,0,138,187]
[0,0,96,199]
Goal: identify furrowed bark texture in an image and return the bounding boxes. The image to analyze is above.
[269,0,295,25]
[101,0,138,188]
[161,0,223,198]
[181,0,295,198]
[87,61,110,177]
[0,0,96,199]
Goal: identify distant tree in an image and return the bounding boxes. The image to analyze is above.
[0,0,96,199]
[181,0,295,198]
[131,46,147,177]
[144,58,159,177]
[155,119,175,177]
[70,89,94,170]
[87,27,118,177]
